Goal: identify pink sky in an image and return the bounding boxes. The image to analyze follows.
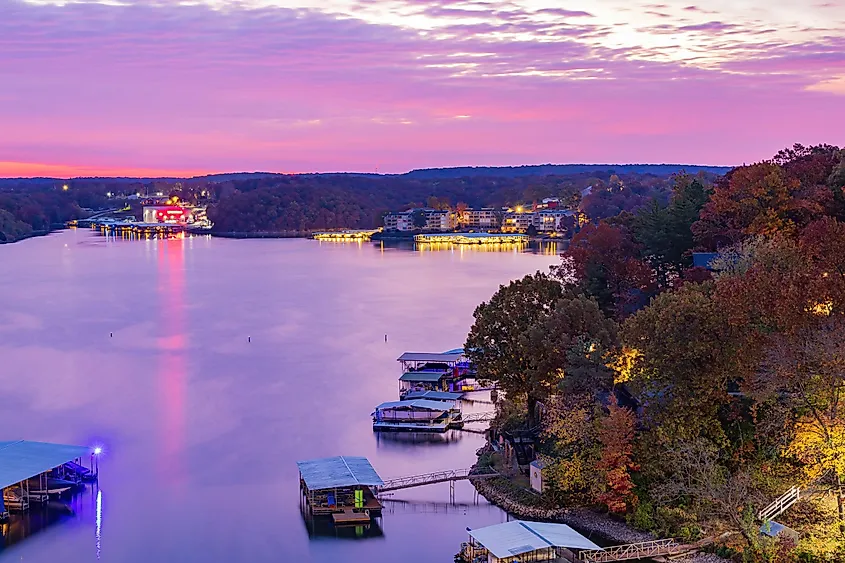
[1,0,843,177]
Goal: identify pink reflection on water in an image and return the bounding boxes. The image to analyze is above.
[157,238,187,482]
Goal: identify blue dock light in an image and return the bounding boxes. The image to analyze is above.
[94,447,103,456]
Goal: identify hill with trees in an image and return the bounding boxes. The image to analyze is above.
[465,144,845,561]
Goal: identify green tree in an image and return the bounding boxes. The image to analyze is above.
[465,273,565,428]
[466,274,616,428]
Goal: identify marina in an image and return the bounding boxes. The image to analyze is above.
[413,233,529,245]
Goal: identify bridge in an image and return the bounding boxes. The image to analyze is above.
[460,411,496,424]
[758,485,801,521]
[378,467,498,493]
[578,539,690,562]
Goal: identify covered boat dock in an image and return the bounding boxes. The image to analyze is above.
[297,456,384,525]
[0,440,95,517]
[461,520,603,563]
[372,399,460,432]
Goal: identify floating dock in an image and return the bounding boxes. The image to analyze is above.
[413,232,528,244]
[297,456,383,522]
[312,229,381,241]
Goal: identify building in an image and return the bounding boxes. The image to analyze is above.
[143,205,193,225]
[501,211,536,233]
[382,209,456,232]
[460,520,602,563]
[536,210,578,233]
[459,208,501,229]
[529,458,550,493]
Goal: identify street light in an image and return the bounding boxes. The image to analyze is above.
[62,184,69,191]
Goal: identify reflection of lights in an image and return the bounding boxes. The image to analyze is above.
[95,490,102,559]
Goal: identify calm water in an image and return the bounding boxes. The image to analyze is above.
[0,230,556,562]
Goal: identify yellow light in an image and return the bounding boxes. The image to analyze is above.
[62,184,69,191]
[516,206,523,213]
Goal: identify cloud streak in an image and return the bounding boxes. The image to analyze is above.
[0,0,842,176]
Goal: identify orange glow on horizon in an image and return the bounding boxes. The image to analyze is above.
[0,161,235,179]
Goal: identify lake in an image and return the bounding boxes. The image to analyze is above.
[0,230,556,562]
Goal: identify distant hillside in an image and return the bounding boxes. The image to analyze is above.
[404,164,732,179]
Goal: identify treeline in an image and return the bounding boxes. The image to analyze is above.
[467,144,845,561]
[206,171,690,233]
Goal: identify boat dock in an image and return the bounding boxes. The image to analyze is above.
[0,440,98,518]
[413,233,529,245]
[312,229,381,241]
[297,456,384,523]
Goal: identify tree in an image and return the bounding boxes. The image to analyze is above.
[465,275,616,428]
[411,208,428,229]
[754,318,845,532]
[465,273,565,428]
[562,223,653,319]
[623,282,740,440]
[596,397,639,513]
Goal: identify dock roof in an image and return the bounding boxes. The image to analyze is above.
[403,390,463,401]
[296,456,384,491]
[375,399,452,411]
[0,440,92,490]
[397,352,463,363]
[469,521,602,558]
[399,371,448,382]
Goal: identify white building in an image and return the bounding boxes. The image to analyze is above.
[459,208,500,229]
[382,209,456,232]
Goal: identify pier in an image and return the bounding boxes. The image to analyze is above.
[378,467,498,493]
[413,233,529,244]
[312,229,381,241]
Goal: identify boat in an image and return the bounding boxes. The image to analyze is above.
[27,477,78,496]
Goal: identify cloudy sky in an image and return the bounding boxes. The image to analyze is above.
[1,0,843,176]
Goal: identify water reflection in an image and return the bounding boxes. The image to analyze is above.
[157,238,187,482]
[374,430,464,448]
[376,239,563,255]
[0,486,99,554]
[300,506,385,541]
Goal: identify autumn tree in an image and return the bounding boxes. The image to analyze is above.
[753,318,845,532]
[596,396,639,513]
[562,222,653,319]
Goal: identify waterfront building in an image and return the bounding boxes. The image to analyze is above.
[501,210,536,233]
[460,520,602,563]
[459,208,501,229]
[382,209,456,232]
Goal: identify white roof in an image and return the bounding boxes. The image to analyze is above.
[397,352,463,363]
[296,456,384,491]
[469,521,602,558]
[375,399,451,411]
[0,440,92,489]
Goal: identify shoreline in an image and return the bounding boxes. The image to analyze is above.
[469,450,729,562]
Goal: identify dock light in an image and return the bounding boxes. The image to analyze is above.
[62,184,69,191]
[94,447,103,455]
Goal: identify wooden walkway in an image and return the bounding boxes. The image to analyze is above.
[579,539,689,562]
[378,467,498,493]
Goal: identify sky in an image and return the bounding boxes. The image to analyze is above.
[0,0,843,177]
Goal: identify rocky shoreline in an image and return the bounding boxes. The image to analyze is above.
[470,470,729,562]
